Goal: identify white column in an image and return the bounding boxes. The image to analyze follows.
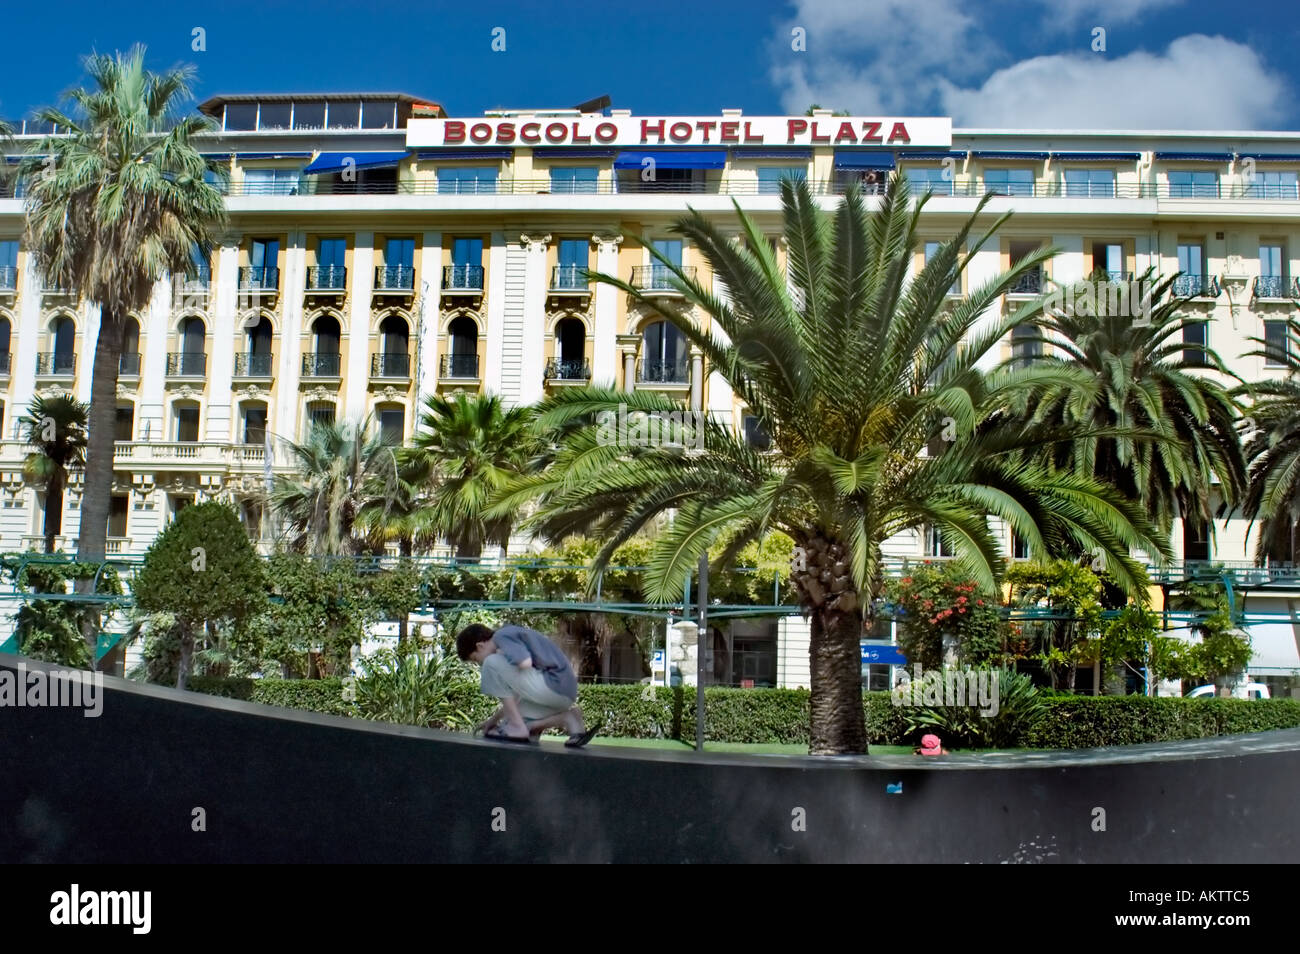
[345,233,376,421]
[76,301,99,404]
[484,230,507,395]
[415,230,442,412]
[206,259,236,441]
[707,273,734,424]
[689,348,703,412]
[137,278,173,443]
[12,251,44,429]
[519,233,550,405]
[276,232,307,441]
[590,235,623,386]
[966,245,1004,372]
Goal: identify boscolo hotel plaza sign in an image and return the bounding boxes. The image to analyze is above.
[406,116,953,149]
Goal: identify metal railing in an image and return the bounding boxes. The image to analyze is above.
[0,352,10,375]
[374,265,415,291]
[234,352,274,377]
[306,265,347,291]
[550,264,590,291]
[1008,269,1043,295]
[1253,275,1295,299]
[0,265,16,291]
[544,358,591,381]
[36,352,75,375]
[301,352,342,377]
[118,352,141,376]
[639,359,689,384]
[440,353,479,378]
[181,264,211,293]
[443,264,484,291]
[371,352,410,377]
[166,351,207,376]
[632,265,696,292]
[239,266,279,291]
[1173,275,1220,297]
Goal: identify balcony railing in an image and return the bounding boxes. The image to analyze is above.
[1101,270,1131,283]
[239,266,280,292]
[632,265,696,292]
[36,353,75,375]
[234,352,274,377]
[639,359,690,384]
[550,264,590,292]
[302,352,342,377]
[1008,269,1043,295]
[41,278,71,295]
[22,535,131,554]
[440,353,479,379]
[443,264,484,292]
[119,352,141,376]
[0,266,16,291]
[306,265,347,292]
[180,265,211,295]
[1254,275,1296,299]
[374,265,415,292]
[371,352,410,377]
[544,358,591,381]
[1173,275,1219,298]
[166,351,207,376]
[0,352,10,375]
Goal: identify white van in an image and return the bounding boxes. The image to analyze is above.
[1184,683,1271,700]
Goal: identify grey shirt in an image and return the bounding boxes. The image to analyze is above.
[492,625,578,700]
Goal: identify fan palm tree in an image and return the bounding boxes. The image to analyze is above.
[355,449,431,558]
[271,417,399,557]
[21,395,89,553]
[18,46,226,606]
[1017,270,1246,540]
[406,393,540,561]
[495,174,1170,754]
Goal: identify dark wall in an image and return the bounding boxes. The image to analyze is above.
[2,656,1298,863]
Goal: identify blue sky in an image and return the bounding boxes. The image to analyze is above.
[1,0,1296,129]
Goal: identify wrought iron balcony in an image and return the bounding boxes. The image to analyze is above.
[306,265,347,292]
[550,264,590,292]
[41,277,71,295]
[371,352,410,378]
[374,265,415,292]
[632,265,696,293]
[1101,270,1131,283]
[302,352,342,377]
[1173,275,1219,298]
[440,353,479,379]
[639,359,689,384]
[0,352,10,375]
[180,264,211,295]
[166,351,207,376]
[0,266,16,291]
[234,352,274,377]
[443,264,484,292]
[1008,269,1043,295]
[1254,275,1294,299]
[239,266,280,292]
[119,352,141,376]
[36,352,75,375]
[544,358,591,381]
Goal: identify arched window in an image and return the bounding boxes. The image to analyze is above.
[377,315,410,377]
[50,316,75,374]
[306,401,335,431]
[0,316,10,376]
[116,402,135,442]
[120,317,141,375]
[640,320,687,383]
[308,316,341,376]
[550,317,588,380]
[242,316,274,376]
[174,317,206,375]
[173,402,201,442]
[445,316,479,378]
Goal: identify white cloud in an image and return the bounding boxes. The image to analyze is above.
[1036,0,1183,27]
[941,35,1288,129]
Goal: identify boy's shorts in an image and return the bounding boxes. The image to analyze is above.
[480,653,576,719]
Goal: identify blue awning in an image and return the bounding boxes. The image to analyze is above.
[861,643,908,666]
[730,147,813,159]
[1154,152,1231,161]
[303,151,408,175]
[897,150,966,160]
[417,148,513,160]
[1236,153,1300,162]
[613,150,726,170]
[235,152,312,160]
[834,151,896,169]
[1050,152,1140,162]
[970,151,1049,160]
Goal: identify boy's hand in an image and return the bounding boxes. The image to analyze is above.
[517,657,533,670]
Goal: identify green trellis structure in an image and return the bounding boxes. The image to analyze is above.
[0,551,1297,662]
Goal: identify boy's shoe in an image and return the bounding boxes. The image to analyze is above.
[484,727,533,745]
[564,720,603,749]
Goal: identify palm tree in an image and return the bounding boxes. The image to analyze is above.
[1018,270,1246,540]
[271,417,398,556]
[496,174,1170,755]
[1234,318,1300,562]
[19,47,226,635]
[355,449,430,558]
[407,393,540,561]
[21,395,89,553]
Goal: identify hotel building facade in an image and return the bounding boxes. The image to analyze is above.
[2,93,1299,690]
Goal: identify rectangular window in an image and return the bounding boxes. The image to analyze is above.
[1092,242,1125,279]
[1168,170,1218,198]
[653,239,683,266]
[438,166,498,194]
[1012,532,1030,560]
[743,414,772,450]
[1064,169,1116,198]
[1176,242,1205,299]
[108,496,129,539]
[757,166,807,195]
[115,405,134,442]
[175,406,200,443]
[1265,320,1289,367]
[361,100,397,130]
[925,241,961,295]
[327,101,360,129]
[243,407,267,445]
[251,238,280,269]
[1260,244,1284,277]
[258,103,291,130]
[242,167,300,195]
[1245,170,1298,199]
[906,166,953,196]
[379,409,405,445]
[292,102,326,130]
[223,104,257,131]
[1183,519,1210,562]
[558,239,587,268]
[1011,324,1041,367]
[549,166,598,194]
[925,525,955,558]
[317,237,346,267]
[308,402,335,427]
[452,237,483,266]
[983,168,1034,197]
[0,240,17,291]
[385,237,415,268]
[1182,320,1208,367]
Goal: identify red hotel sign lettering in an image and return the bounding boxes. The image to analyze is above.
[406,116,953,149]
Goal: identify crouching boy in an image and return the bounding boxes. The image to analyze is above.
[456,623,600,748]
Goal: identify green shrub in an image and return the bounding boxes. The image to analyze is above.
[354,649,483,730]
[896,669,1048,748]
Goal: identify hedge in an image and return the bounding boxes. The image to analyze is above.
[183,678,1300,749]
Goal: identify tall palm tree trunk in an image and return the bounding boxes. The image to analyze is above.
[76,311,124,663]
[43,468,65,554]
